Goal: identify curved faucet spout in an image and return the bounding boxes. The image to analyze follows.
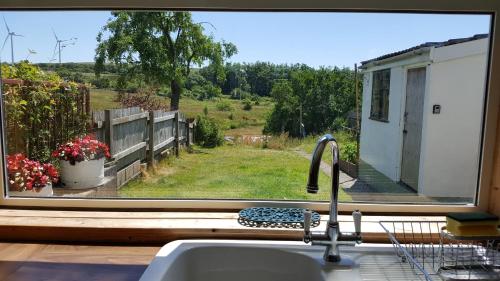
[306,134,340,225]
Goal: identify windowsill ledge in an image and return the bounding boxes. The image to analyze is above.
[0,209,445,244]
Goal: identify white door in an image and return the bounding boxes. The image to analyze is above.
[401,67,426,190]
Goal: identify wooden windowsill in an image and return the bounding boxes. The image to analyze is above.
[0,209,445,244]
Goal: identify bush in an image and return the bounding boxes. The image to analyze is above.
[193,83,222,100]
[340,142,358,164]
[216,100,233,111]
[251,94,261,105]
[194,115,224,148]
[242,98,252,111]
[91,77,111,89]
[230,88,251,100]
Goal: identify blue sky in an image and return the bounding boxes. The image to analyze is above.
[0,11,491,68]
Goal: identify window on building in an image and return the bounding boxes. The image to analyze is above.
[370,69,391,122]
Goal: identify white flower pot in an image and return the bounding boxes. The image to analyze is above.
[60,158,105,189]
[9,183,53,197]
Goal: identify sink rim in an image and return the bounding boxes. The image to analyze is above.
[140,239,399,281]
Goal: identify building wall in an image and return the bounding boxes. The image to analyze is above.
[419,39,488,197]
[359,67,405,181]
[360,39,488,199]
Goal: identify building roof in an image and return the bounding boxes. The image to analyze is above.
[360,33,488,66]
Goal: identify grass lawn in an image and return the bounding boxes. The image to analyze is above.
[89,88,272,135]
[90,88,121,110]
[177,97,272,136]
[120,145,351,201]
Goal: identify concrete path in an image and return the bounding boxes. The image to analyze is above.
[292,148,445,203]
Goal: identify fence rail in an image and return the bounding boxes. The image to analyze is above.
[91,107,194,187]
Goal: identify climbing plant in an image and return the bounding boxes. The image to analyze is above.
[1,62,90,163]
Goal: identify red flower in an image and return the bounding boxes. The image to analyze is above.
[6,154,59,192]
[52,134,111,165]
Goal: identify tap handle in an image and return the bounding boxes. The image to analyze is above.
[352,209,362,235]
[303,209,312,238]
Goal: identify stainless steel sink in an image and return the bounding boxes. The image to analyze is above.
[139,240,426,281]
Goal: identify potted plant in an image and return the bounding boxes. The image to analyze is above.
[7,153,59,197]
[52,135,111,189]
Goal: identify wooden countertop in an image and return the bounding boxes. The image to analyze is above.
[0,210,446,280]
[0,209,446,243]
[0,242,160,281]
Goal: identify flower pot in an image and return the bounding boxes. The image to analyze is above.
[9,183,53,197]
[60,158,105,189]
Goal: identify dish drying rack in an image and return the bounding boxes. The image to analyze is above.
[379,221,500,281]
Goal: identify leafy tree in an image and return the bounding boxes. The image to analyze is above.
[221,63,249,94]
[264,67,359,137]
[95,11,236,110]
[263,80,299,135]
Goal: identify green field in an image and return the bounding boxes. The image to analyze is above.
[90,88,121,110]
[120,144,350,201]
[89,88,273,135]
[178,97,272,136]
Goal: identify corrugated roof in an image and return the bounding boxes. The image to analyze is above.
[360,33,488,66]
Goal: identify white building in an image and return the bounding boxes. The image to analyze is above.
[359,34,489,198]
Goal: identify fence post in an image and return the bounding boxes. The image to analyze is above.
[174,111,180,157]
[148,111,155,167]
[104,109,114,156]
[186,121,191,148]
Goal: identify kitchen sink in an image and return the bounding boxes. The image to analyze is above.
[139,240,425,281]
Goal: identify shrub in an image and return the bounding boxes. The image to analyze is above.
[2,62,87,163]
[242,98,252,111]
[216,100,233,111]
[251,94,261,105]
[92,77,111,89]
[228,113,234,120]
[194,115,224,148]
[203,105,209,116]
[340,142,358,164]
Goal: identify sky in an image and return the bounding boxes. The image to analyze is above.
[0,11,491,68]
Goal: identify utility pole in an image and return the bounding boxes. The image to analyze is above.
[354,63,360,163]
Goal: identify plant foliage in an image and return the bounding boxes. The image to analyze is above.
[2,62,89,163]
[194,115,223,148]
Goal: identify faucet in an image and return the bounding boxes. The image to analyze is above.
[303,134,362,262]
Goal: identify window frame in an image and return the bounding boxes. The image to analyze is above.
[0,0,498,215]
[370,68,391,122]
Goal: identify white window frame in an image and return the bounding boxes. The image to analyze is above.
[0,0,498,214]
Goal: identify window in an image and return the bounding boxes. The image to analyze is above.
[370,69,390,122]
[0,3,498,214]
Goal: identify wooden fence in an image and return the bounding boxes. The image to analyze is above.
[91,107,193,187]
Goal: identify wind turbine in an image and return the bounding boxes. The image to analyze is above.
[1,17,24,64]
[51,28,77,64]
[25,48,36,60]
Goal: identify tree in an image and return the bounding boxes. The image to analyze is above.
[95,11,236,110]
[263,80,299,135]
[264,67,359,137]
